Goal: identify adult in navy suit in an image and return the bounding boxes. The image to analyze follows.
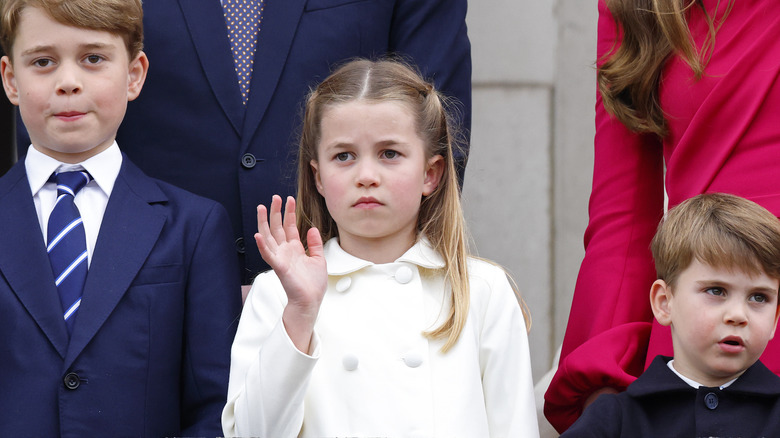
[116,0,471,282]
[0,0,241,435]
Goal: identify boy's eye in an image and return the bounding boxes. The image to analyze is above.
[705,287,725,296]
[750,294,769,304]
[33,58,52,68]
[85,55,103,64]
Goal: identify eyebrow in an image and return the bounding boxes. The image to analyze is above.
[20,42,117,57]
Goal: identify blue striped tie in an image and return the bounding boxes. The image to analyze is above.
[47,170,91,335]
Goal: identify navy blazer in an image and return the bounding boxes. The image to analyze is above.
[0,156,242,437]
[52,0,468,282]
[562,356,780,437]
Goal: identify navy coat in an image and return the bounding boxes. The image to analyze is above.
[0,156,242,437]
[562,356,780,437]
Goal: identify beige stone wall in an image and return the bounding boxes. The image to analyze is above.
[463,0,597,382]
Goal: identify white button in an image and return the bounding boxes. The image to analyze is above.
[342,353,359,371]
[335,277,352,292]
[395,266,413,284]
[402,351,423,368]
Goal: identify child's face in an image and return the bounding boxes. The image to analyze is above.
[651,259,780,386]
[0,7,147,163]
[310,100,443,262]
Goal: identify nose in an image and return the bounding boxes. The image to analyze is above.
[56,63,82,96]
[355,158,380,187]
[724,302,748,326]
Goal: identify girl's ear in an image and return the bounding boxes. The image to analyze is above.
[127,51,149,102]
[422,155,444,196]
[1,56,19,105]
[310,160,324,195]
[650,279,673,327]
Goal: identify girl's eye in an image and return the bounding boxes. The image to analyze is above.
[382,150,399,159]
[334,152,353,162]
[705,287,725,296]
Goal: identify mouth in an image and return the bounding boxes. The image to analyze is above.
[54,111,86,121]
[353,197,382,209]
[718,336,745,353]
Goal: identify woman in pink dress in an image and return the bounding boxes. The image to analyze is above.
[545,0,780,432]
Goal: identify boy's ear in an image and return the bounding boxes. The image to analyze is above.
[310,160,324,195]
[1,56,19,106]
[422,154,444,196]
[650,279,673,327]
[127,51,149,102]
[770,301,780,340]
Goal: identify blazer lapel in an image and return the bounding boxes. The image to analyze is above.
[0,163,69,358]
[177,0,246,135]
[63,158,167,368]
[241,0,307,147]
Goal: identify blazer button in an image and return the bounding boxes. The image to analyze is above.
[704,392,718,410]
[335,277,352,293]
[402,351,423,368]
[63,372,80,390]
[395,266,413,284]
[241,153,257,169]
[342,353,359,371]
[235,237,246,254]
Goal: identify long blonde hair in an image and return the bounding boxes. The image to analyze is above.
[597,0,731,136]
[296,59,528,351]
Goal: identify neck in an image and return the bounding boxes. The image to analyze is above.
[338,232,417,264]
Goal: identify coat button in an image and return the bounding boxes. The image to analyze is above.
[241,153,257,169]
[402,351,423,368]
[335,277,352,293]
[395,266,413,284]
[63,372,80,390]
[704,392,718,410]
[342,353,359,371]
[235,237,245,254]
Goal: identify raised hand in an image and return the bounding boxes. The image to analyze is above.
[255,195,327,354]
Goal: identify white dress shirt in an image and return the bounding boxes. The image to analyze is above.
[25,143,121,266]
[223,238,540,437]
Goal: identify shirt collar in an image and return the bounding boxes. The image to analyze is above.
[324,237,446,276]
[25,142,122,197]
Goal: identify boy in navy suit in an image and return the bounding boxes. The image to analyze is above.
[563,193,780,437]
[0,0,241,435]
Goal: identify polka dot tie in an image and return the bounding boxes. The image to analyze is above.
[222,0,264,104]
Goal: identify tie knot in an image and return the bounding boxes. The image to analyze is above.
[53,171,92,197]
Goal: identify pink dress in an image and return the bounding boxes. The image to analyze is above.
[545,0,780,431]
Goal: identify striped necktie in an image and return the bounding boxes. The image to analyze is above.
[222,0,264,104]
[47,170,92,335]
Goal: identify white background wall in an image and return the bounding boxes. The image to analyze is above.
[462,0,598,383]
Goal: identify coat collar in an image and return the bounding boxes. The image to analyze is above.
[324,237,446,276]
[630,356,780,397]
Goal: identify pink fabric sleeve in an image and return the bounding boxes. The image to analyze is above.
[544,0,666,432]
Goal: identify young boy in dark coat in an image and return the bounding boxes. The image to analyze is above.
[563,193,780,437]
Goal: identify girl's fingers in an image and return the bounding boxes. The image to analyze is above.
[306,227,324,259]
[283,196,301,242]
[268,195,286,243]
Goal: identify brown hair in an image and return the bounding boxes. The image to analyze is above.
[297,58,529,351]
[651,193,780,288]
[0,0,143,59]
[597,0,731,136]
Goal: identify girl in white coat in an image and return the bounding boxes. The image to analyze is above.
[222,59,539,438]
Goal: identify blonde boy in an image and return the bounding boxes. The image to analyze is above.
[0,0,241,435]
[563,193,780,437]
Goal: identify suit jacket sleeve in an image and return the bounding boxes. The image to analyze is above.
[390,0,472,171]
[222,272,319,438]
[180,202,243,436]
[544,0,665,432]
[560,394,623,438]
